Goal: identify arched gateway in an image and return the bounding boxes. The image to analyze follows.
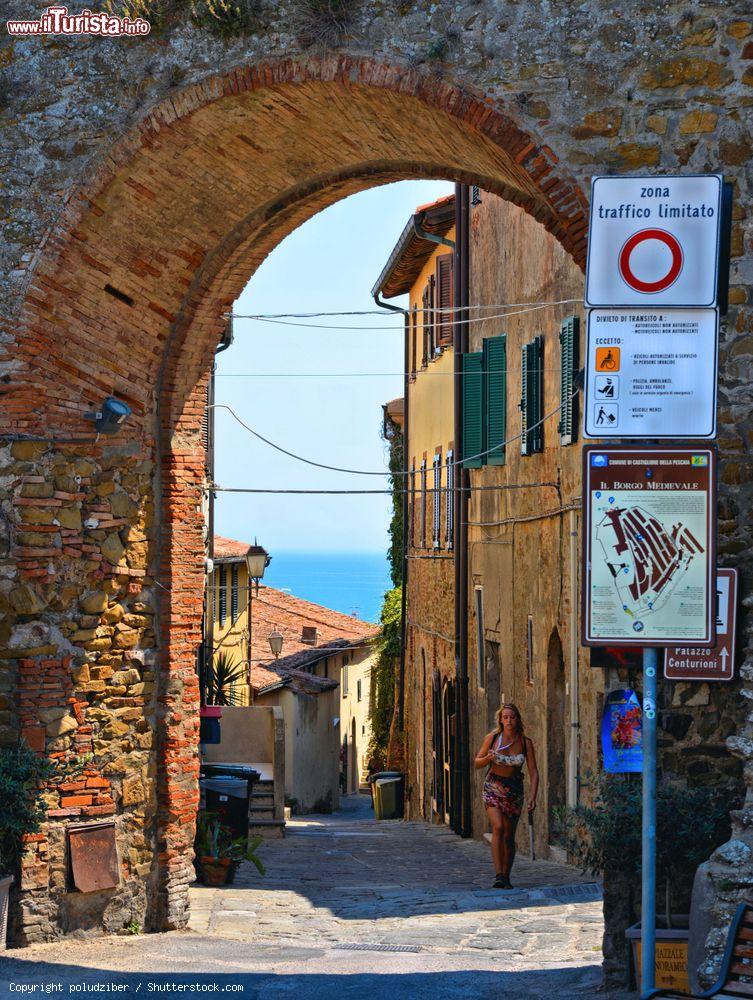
[1,10,751,979]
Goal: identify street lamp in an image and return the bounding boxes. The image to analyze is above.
[245,541,271,594]
[268,629,284,660]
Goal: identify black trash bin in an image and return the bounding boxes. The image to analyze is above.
[201,776,249,837]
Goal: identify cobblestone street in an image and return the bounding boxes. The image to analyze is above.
[0,795,633,998]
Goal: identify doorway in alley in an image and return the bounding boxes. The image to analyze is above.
[546,630,566,853]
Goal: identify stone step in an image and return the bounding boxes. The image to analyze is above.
[249,806,274,818]
[248,818,285,840]
[251,794,274,807]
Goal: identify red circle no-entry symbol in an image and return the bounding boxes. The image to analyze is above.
[618,228,684,294]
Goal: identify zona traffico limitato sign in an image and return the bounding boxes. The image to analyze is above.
[582,446,716,647]
[585,175,723,308]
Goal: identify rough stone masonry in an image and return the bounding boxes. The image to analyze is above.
[0,0,753,982]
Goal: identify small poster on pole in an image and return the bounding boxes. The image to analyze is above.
[601,689,643,774]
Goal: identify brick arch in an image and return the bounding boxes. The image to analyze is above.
[7,54,592,938]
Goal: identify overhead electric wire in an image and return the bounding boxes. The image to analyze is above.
[211,389,580,476]
[214,368,571,377]
[227,298,582,331]
[227,299,580,318]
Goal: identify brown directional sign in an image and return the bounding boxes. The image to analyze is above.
[664,568,737,682]
[582,446,716,647]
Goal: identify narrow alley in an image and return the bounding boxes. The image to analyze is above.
[0,797,624,999]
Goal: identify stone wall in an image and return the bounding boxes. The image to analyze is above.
[1,0,753,973]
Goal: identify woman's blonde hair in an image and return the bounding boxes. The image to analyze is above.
[495,703,525,738]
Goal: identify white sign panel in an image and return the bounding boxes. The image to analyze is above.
[664,568,738,681]
[584,308,718,439]
[586,175,722,307]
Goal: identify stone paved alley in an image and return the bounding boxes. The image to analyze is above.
[0,797,632,998]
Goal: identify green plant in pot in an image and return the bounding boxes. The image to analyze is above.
[194,811,265,886]
[559,773,728,988]
[0,743,55,949]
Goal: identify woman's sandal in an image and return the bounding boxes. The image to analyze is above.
[493,874,511,889]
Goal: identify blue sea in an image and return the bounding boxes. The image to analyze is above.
[262,551,392,624]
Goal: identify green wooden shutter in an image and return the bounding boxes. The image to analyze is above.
[558,316,580,446]
[521,336,544,455]
[462,351,484,468]
[484,335,507,466]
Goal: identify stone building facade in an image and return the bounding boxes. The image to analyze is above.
[1,0,753,979]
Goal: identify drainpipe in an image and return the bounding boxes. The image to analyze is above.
[373,291,409,733]
[455,184,472,839]
[202,323,233,705]
[567,507,580,807]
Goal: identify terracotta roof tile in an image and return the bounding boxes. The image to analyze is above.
[214,535,251,560]
[248,585,378,695]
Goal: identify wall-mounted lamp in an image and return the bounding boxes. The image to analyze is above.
[246,540,271,594]
[268,629,284,660]
[84,397,132,435]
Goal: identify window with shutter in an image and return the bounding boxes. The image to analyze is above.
[436,254,454,347]
[520,336,544,455]
[218,566,227,626]
[462,352,484,468]
[231,564,239,624]
[420,458,427,547]
[411,306,418,379]
[421,286,430,368]
[432,452,441,549]
[410,460,416,548]
[558,316,580,446]
[445,449,455,550]
[483,335,507,466]
[428,273,436,359]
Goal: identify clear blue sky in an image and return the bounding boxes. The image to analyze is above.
[214,179,454,554]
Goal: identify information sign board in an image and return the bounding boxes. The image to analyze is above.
[582,446,716,647]
[584,308,718,439]
[586,175,722,308]
[601,689,643,774]
[664,568,737,681]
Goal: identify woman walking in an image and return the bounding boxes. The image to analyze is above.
[474,704,538,889]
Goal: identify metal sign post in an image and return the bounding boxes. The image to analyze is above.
[583,174,728,998]
[641,647,658,998]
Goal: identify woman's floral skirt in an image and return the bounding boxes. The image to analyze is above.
[482,772,524,817]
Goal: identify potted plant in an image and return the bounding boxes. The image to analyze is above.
[194,811,265,886]
[0,742,55,950]
[207,652,246,707]
[561,773,728,990]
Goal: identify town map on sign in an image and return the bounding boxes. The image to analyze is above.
[595,503,704,621]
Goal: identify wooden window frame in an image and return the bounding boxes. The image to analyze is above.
[435,253,454,348]
[230,563,239,624]
[521,336,544,456]
[445,449,455,551]
[558,315,580,446]
[218,566,227,627]
[432,451,442,549]
[475,586,486,690]
[420,458,427,549]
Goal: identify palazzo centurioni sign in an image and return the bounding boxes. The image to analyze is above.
[585,175,723,308]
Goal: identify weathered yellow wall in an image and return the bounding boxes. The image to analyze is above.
[404,229,458,822]
[466,192,603,858]
[210,560,251,705]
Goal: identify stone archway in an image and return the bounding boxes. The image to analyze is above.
[1,15,751,968]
